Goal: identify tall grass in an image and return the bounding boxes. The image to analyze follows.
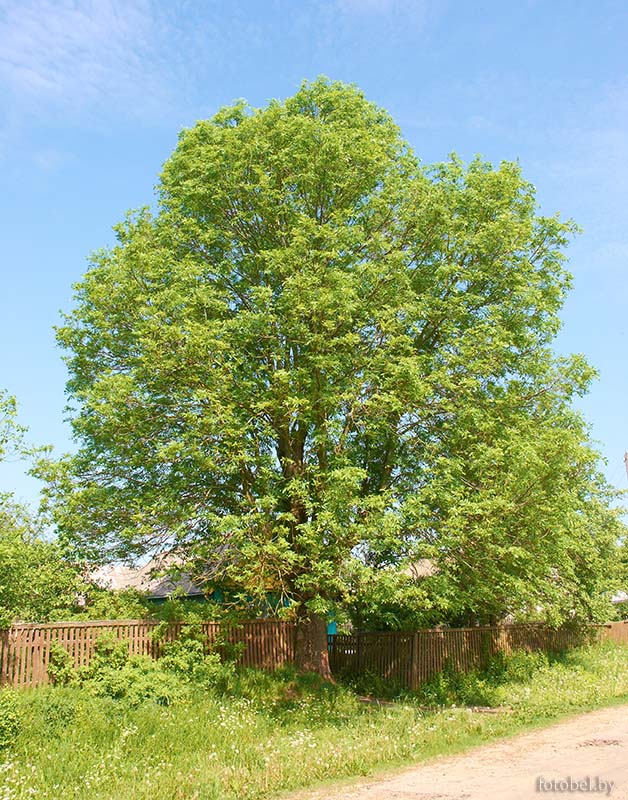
[2,642,628,800]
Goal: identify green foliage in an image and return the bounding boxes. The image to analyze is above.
[47,641,79,686]
[415,649,565,709]
[4,643,628,799]
[0,391,85,626]
[0,689,21,749]
[32,688,80,733]
[417,662,500,708]
[45,627,240,707]
[78,632,183,706]
[343,561,446,631]
[0,504,86,627]
[87,656,186,707]
[88,632,131,672]
[407,391,624,625]
[159,625,237,688]
[40,77,625,632]
[148,596,225,624]
[341,668,409,701]
[0,390,89,626]
[56,588,234,625]
[0,389,28,467]
[65,587,150,622]
[344,647,575,709]
[487,649,550,684]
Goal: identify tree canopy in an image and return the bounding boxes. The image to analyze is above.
[0,388,27,476]
[0,501,86,627]
[43,78,624,671]
[0,390,86,625]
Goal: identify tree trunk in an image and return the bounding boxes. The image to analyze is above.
[294,612,335,682]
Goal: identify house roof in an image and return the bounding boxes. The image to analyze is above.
[401,558,439,580]
[89,557,205,600]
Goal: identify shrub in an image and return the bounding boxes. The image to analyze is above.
[87,656,186,706]
[67,587,149,621]
[87,632,130,674]
[81,632,181,706]
[42,625,245,709]
[0,689,21,748]
[159,626,236,689]
[79,626,237,705]
[500,650,550,683]
[415,649,559,708]
[47,641,78,686]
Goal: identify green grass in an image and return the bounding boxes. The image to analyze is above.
[3,642,628,800]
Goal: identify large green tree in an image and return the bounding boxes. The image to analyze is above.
[44,79,622,674]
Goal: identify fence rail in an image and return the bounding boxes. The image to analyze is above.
[2,618,628,690]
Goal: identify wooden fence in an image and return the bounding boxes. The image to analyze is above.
[327,621,628,690]
[0,619,295,688]
[2,618,628,690]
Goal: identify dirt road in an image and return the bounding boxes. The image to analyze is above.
[294,705,628,799]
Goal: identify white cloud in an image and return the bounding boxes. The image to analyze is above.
[0,0,174,122]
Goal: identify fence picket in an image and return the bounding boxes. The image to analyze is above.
[327,622,626,690]
[0,619,297,688]
[2,619,627,690]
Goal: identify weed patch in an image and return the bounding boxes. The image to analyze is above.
[2,642,628,799]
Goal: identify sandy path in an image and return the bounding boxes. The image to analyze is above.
[294,705,628,799]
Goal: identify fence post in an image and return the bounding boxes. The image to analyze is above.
[357,632,363,673]
[0,628,8,687]
[410,632,419,690]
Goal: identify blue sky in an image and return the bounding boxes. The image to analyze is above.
[1,0,627,504]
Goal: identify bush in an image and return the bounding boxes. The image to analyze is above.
[499,649,550,683]
[67,587,149,622]
[47,641,78,686]
[0,689,21,748]
[159,626,236,689]
[87,656,186,706]
[78,632,183,705]
[40,625,250,709]
[87,632,130,674]
[72,626,238,706]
